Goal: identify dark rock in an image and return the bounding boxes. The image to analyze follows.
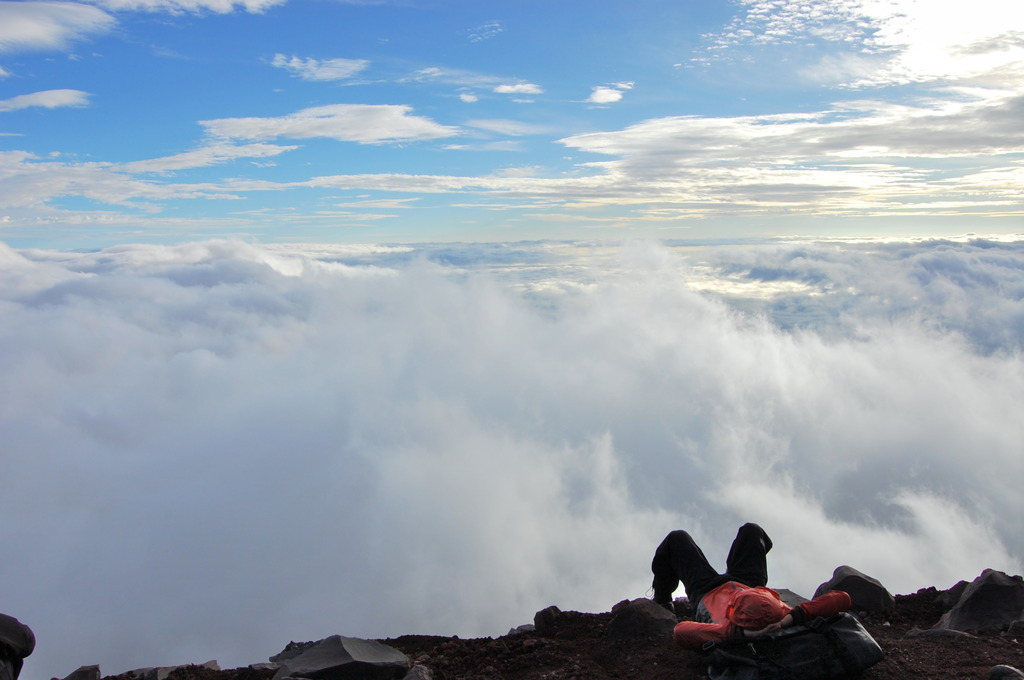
[533,606,562,635]
[271,642,320,664]
[61,665,100,680]
[672,597,693,619]
[935,570,1024,632]
[605,598,677,640]
[271,636,409,680]
[935,580,970,612]
[129,661,220,680]
[814,565,895,614]
[990,665,1024,680]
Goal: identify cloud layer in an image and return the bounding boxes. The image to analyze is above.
[1,238,1021,680]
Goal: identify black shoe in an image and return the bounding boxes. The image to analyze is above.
[653,596,676,617]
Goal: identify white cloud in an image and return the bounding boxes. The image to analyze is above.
[459,93,478,103]
[587,87,624,104]
[201,103,460,144]
[699,0,1024,90]
[494,82,544,95]
[0,88,91,112]
[555,89,1024,213]
[87,0,284,13]
[0,149,247,211]
[0,1,115,53]
[587,82,633,105]
[1,238,1021,680]
[270,54,369,81]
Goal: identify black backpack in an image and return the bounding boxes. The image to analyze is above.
[704,612,884,680]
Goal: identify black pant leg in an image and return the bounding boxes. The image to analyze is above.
[724,522,772,588]
[651,529,728,602]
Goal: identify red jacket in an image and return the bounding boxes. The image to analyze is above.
[673,582,852,649]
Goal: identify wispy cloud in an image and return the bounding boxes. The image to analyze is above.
[0,88,90,111]
[465,119,548,136]
[270,54,370,81]
[119,142,297,173]
[494,82,544,95]
[88,0,285,13]
[697,0,1024,90]
[0,1,115,53]
[201,103,461,144]
[467,20,502,43]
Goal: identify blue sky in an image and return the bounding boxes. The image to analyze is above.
[2,0,1022,248]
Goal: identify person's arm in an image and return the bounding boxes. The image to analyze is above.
[741,590,852,638]
[793,590,852,623]
[740,613,793,638]
[673,620,738,649]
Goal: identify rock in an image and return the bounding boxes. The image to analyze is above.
[605,598,677,639]
[990,665,1024,680]
[60,665,100,680]
[507,624,535,636]
[271,641,320,663]
[271,636,410,680]
[672,597,693,619]
[905,627,975,639]
[775,589,809,608]
[401,665,433,680]
[128,661,220,680]
[935,570,1024,632]
[814,565,895,614]
[533,606,562,635]
[935,580,970,612]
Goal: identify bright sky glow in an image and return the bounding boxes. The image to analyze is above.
[0,0,1021,248]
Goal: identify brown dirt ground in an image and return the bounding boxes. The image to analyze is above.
[129,588,1024,680]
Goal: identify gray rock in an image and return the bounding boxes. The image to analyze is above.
[775,588,809,608]
[605,598,677,639]
[271,636,410,680]
[401,666,433,680]
[814,565,895,614]
[271,642,320,663]
[61,665,101,680]
[507,624,535,636]
[936,570,1024,632]
[990,665,1024,680]
[905,627,975,639]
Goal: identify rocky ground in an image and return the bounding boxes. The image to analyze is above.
[117,587,1023,680]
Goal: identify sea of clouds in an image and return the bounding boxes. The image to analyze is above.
[1,237,1021,680]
